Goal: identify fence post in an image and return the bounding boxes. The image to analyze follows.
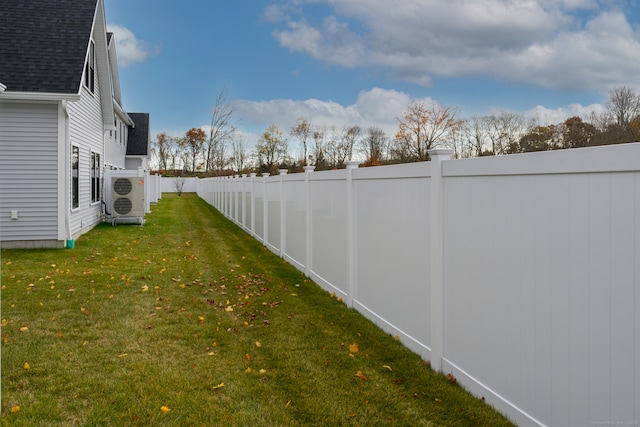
[216,177,220,212]
[221,176,229,218]
[346,160,360,307]
[262,173,270,247]
[241,174,248,229]
[279,169,288,258]
[428,149,453,372]
[250,173,257,238]
[235,175,240,224]
[304,166,315,277]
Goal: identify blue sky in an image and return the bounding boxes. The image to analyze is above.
[104,0,640,146]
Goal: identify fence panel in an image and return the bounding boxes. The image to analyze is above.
[283,175,307,271]
[353,163,432,357]
[185,142,640,427]
[309,171,349,295]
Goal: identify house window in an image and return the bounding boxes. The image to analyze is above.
[72,146,79,209]
[84,41,95,93]
[91,152,101,204]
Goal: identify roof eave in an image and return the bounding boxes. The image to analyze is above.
[114,99,134,126]
[0,83,6,93]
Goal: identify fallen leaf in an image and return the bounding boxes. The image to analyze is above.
[212,383,225,389]
[118,353,128,358]
[255,341,262,347]
[23,362,30,370]
[245,353,251,362]
[259,369,267,374]
[245,367,252,373]
[349,343,359,353]
[160,405,171,413]
[19,326,29,332]
[10,406,20,413]
[355,371,369,380]
[446,373,457,385]
[383,365,392,371]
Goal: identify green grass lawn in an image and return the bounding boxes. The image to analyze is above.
[1,193,514,426]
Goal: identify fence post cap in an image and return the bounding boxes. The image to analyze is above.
[262,173,270,177]
[303,166,316,173]
[346,160,360,170]
[249,173,257,177]
[427,149,454,160]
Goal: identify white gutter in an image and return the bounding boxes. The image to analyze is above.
[0,91,80,101]
[113,98,134,126]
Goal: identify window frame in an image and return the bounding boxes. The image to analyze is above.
[71,146,79,209]
[84,41,95,93]
[91,151,101,204]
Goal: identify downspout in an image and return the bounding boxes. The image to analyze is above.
[62,100,74,248]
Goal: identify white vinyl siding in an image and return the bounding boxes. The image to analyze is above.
[105,114,127,169]
[0,101,59,241]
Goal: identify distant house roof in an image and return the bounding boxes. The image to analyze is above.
[127,113,150,156]
[0,0,98,94]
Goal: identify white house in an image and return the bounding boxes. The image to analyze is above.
[0,0,150,248]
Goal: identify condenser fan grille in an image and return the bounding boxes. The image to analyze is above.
[113,178,133,196]
[113,197,132,215]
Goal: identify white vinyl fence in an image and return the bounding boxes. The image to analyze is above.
[193,144,640,427]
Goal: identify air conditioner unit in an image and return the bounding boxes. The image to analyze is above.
[110,176,145,222]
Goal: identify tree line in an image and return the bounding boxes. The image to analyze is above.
[152,86,640,176]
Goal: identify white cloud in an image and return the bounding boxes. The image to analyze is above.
[525,102,606,125]
[234,87,427,139]
[107,24,159,67]
[269,0,640,91]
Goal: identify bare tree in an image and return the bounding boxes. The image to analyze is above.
[485,111,529,155]
[602,85,640,143]
[360,126,387,166]
[310,128,327,170]
[338,125,361,166]
[392,102,462,162]
[459,116,490,157]
[173,177,186,196]
[230,134,249,174]
[207,88,237,175]
[153,132,175,172]
[290,117,312,166]
[606,85,640,129]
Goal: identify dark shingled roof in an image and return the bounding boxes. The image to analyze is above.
[127,113,150,156]
[0,0,98,93]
